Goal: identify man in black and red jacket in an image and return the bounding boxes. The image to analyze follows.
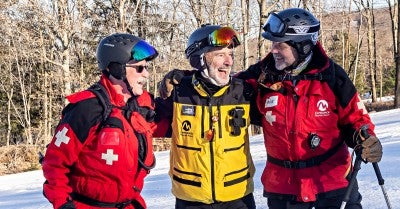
[42,33,167,209]
[238,7,383,209]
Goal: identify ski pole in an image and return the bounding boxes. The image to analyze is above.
[340,153,362,209]
[360,126,392,209]
[372,162,392,209]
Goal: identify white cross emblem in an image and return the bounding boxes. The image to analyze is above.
[265,111,276,126]
[357,95,368,114]
[102,149,118,165]
[54,127,70,147]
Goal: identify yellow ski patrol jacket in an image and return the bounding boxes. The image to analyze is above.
[168,75,255,203]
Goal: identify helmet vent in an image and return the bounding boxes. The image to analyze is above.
[299,21,307,25]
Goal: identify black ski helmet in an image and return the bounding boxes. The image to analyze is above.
[185,24,240,70]
[96,33,158,79]
[262,8,320,58]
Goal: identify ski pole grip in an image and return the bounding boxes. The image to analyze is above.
[360,125,370,139]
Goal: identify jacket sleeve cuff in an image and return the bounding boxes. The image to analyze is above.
[52,198,69,209]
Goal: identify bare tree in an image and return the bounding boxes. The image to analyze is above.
[366,0,378,102]
[353,16,366,86]
[0,60,14,146]
[257,0,279,60]
[241,0,250,68]
[388,0,400,107]
[353,0,378,101]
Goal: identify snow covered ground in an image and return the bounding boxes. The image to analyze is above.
[1,108,399,209]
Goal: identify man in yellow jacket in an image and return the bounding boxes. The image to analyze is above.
[155,24,261,209]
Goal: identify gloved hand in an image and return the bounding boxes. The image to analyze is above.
[59,200,76,209]
[159,69,186,99]
[360,135,383,163]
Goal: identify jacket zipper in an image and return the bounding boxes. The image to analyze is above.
[218,104,222,138]
[201,105,205,138]
[208,99,216,201]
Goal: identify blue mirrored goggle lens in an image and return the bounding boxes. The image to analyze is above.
[263,13,286,36]
[131,40,158,61]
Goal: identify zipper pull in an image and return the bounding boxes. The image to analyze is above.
[206,128,214,141]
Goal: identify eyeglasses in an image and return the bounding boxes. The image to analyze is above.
[126,64,148,73]
[185,26,241,58]
[262,13,320,37]
[131,40,158,61]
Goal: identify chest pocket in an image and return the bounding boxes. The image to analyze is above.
[97,116,125,150]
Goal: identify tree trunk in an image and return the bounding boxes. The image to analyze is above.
[365,1,377,102]
[241,0,249,69]
[353,17,364,85]
[395,1,400,108]
[257,0,267,60]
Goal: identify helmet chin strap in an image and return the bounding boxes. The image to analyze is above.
[123,79,136,97]
[283,52,313,75]
[200,53,227,87]
[201,66,222,86]
[107,63,136,97]
[200,53,207,71]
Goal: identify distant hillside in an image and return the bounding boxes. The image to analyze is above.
[321,6,393,64]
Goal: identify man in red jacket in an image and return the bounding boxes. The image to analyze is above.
[42,33,163,209]
[159,7,383,209]
[240,8,383,209]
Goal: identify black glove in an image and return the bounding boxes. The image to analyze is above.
[360,135,383,163]
[158,69,186,99]
[59,200,76,209]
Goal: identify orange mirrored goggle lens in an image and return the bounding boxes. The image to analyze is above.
[209,27,241,47]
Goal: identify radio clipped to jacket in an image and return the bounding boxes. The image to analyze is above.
[229,107,246,136]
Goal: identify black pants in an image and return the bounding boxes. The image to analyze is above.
[175,193,256,209]
[266,183,362,209]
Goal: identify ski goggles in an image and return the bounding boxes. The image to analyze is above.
[131,40,158,61]
[209,26,240,47]
[185,27,240,57]
[262,13,320,37]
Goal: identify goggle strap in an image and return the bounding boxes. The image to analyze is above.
[185,38,209,57]
[185,27,240,57]
[286,25,320,34]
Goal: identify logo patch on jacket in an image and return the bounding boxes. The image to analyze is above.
[182,105,196,116]
[181,120,193,137]
[265,96,278,108]
[315,99,330,117]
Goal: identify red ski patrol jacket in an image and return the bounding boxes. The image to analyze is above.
[42,75,160,209]
[246,42,376,202]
